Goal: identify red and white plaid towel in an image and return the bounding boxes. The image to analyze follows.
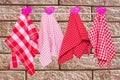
[89,14,116,69]
[5,13,39,75]
[58,13,91,64]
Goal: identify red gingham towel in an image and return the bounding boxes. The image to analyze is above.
[58,13,91,64]
[89,14,116,69]
[5,13,39,75]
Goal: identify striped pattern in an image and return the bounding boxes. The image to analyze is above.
[38,13,63,67]
[89,14,116,69]
[58,13,91,64]
[5,13,39,75]
[8,52,20,69]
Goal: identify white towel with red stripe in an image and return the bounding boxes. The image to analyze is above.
[38,13,63,67]
[5,13,39,75]
[89,13,115,69]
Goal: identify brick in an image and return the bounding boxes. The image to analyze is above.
[0,71,25,80]
[0,6,91,21]
[83,22,92,32]
[1,54,120,70]
[60,0,120,6]
[3,0,25,4]
[0,22,14,37]
[105,0,120,6]
[60,0,104,6]
[0,6,24,20]
[92,7,120,21]
[108,22,120,37]
[0,0,4,4]
[0,22,39,36]
[0,54,24,69]
[106,7,120,21]
[0,54,59,70]
[2,0,58,4]
[27,0,58,4]
[0,38,4,53]
[60,54,120,69]
[93,70,120,80]
[0,54,10,69]
[59,22,67,34]
[112,38,120,53]
[27,71,92,80]
[0,38,11,53]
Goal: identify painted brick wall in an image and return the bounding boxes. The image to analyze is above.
[0,0,120,80]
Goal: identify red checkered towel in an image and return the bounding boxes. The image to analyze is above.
[89,14,116,69]
[5,13,39,75]
[58,13,91,64]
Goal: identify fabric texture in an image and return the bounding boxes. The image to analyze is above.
[5,13,39,75]
[38,13,63,67]
[89,14,115,69]
[58,13,91,64]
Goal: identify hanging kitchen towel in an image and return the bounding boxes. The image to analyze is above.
[58,13,91,64]
[4,7,39,75]
[89,13,116,69]
[38,13,63,67]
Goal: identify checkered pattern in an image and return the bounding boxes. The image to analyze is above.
[89,14,116,69]
[5,13,39,75]
[58,13,92,64]
[8,52,20,69]
[38,13,63,67]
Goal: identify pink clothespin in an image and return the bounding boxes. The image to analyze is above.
[22,6,32,14]
[44,6,55,15]
[70,6,80,14]
[96,6,107,14]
